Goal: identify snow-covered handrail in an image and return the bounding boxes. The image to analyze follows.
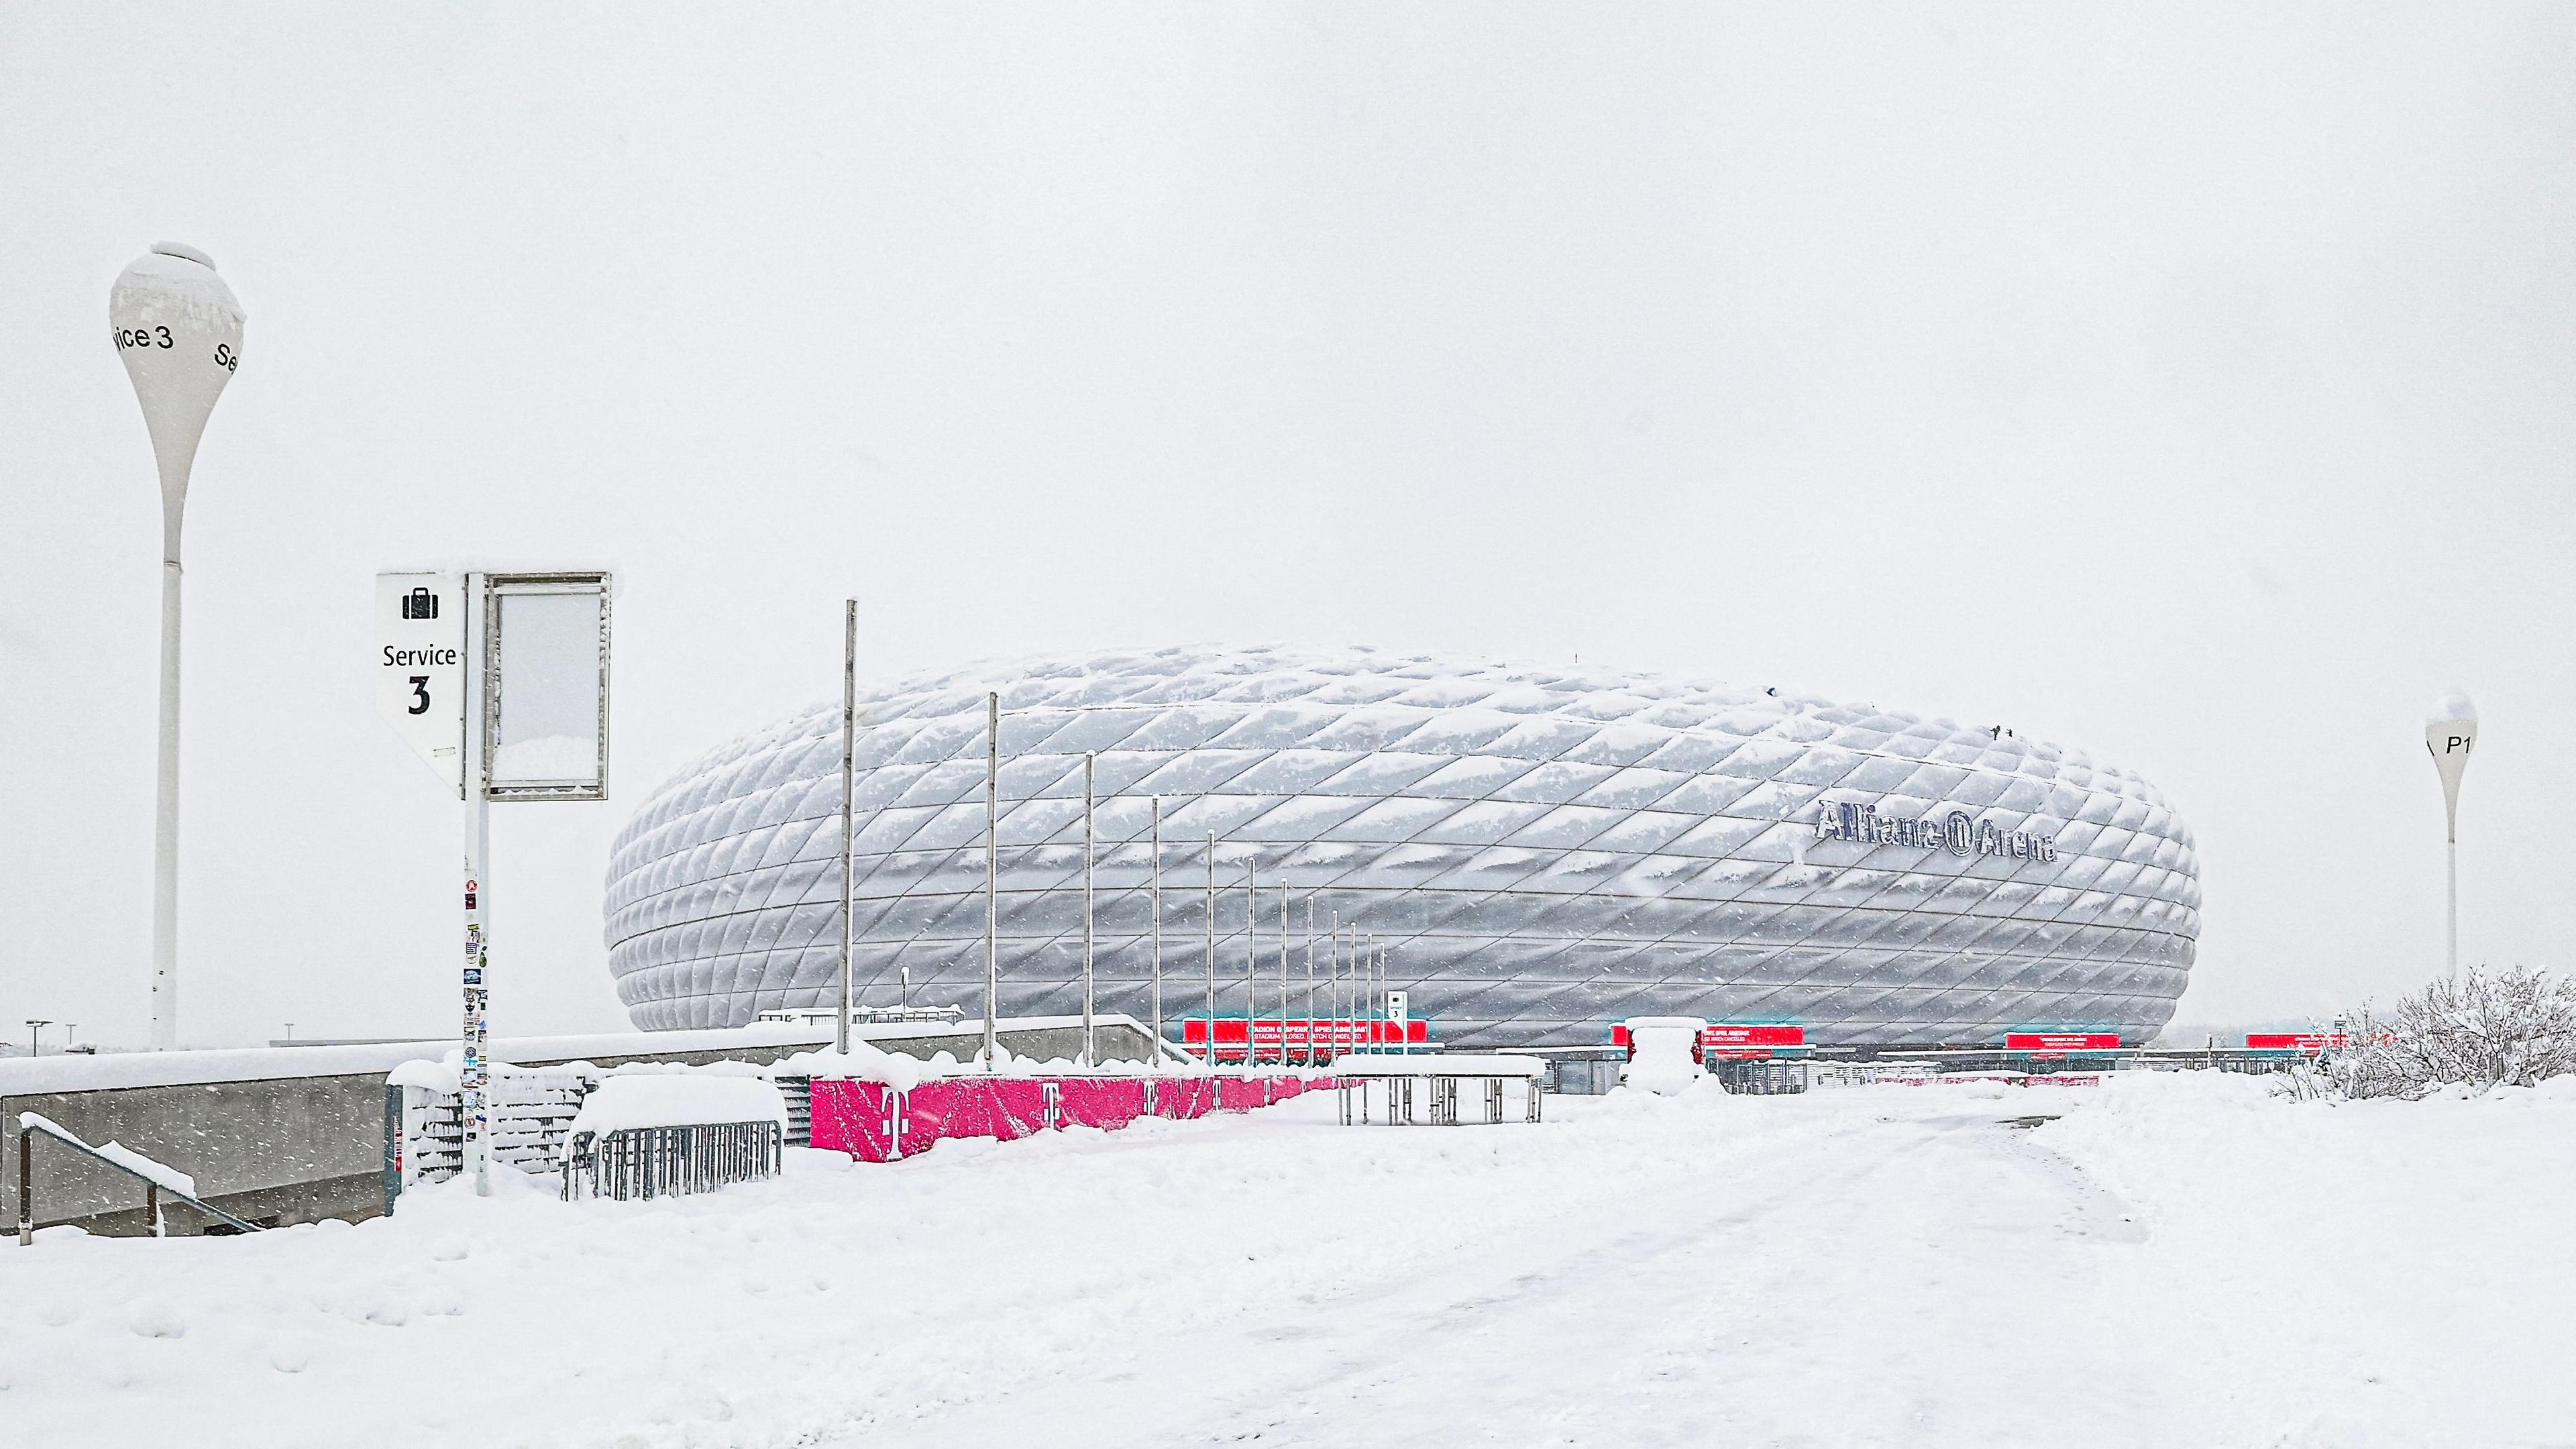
[16,1112,263,1244]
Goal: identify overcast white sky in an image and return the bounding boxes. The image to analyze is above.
[3,3,2570,1048]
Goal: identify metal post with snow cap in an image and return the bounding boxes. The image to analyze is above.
[2425,690,2477,975]
[1081,752,1096,1067]
[375,569,612,1195]
[111,242,246,1051]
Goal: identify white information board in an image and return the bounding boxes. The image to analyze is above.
[1387,989,1409,1023]
[374,570,467,795]
[484,574,612,801]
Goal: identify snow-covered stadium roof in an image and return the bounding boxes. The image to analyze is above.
[603,645,2200,1046]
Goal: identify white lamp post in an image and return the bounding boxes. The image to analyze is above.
[2424,690,2477,975]
[111,244,245,1051]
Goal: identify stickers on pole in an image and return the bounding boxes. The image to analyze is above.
[375,571,467,795]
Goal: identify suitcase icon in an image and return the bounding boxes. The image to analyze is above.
[401,586,439,620]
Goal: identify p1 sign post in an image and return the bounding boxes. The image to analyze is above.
[2424,691,2477,975]
[376,570,612,1196]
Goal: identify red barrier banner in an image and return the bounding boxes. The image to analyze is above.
[2004,1032,2122,1052]
[1179,1018,1426,1061]
[1703,1024,1806,1047]
[2246,1032,2350,1054]
[1701,1024,1806,1059]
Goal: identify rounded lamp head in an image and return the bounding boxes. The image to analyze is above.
[2424,688,2476,812]
[109,242,246,536]
[2427,688,2477,729]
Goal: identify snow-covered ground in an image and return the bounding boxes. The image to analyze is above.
[3,1071,2572,1448]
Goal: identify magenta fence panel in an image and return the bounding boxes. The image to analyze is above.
[1059,1078,1150,1130]
[1152,1077,1217,1120]
[810,1073,1344,1164]
[925,1079,1048,1142]
[809,1078,900,1162]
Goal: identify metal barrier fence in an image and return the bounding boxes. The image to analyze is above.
[1338,1073,1542,1126]
[391,1067,805,1211]
[1714,1059,1811,1095]
[561,1121,784,1201]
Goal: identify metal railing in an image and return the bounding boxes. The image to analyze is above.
[560,1120,783,1202]
[17,1115,263,1244]
[1338,1073,1542,1126]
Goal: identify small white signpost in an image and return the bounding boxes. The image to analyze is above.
[1386,989,1409,1057]
[376,570,612,1195]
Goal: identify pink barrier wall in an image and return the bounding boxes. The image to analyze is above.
[810,1074,1338,1163]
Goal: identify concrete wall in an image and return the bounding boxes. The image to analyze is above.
[5,1017,1165,1237]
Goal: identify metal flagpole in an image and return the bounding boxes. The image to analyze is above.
[1391,942,1405,1058]
[1204,835,1217,1066]
[1370,936,1382,1050]
[1303,897,1316,1066]
[1378,941,1389,1051]
[1328,911,1340,1059]
[1353,928,1365,1053]
[837,600,857,1056]
[1081,753,1096,1067]
[1244,861,1258,1065]
[1150,797,1163,1060]
[983,692,1000,1071]
[1281,904,1294,1066]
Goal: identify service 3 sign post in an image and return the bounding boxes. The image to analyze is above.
[376,570,612,1195]
[375,573,467,792]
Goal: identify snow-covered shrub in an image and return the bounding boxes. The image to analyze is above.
[2331,966,2576,1099]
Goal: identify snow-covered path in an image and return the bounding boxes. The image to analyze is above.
[3,1074,2571,1448]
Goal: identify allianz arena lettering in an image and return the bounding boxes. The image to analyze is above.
[1814,798,2060,862]
[603,645,2200,1048]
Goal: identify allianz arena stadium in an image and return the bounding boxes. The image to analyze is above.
[602,646,2200,1048]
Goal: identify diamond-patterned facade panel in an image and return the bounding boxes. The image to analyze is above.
[602,646,2201,1047]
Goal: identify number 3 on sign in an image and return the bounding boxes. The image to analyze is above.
[375,572,468,796]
